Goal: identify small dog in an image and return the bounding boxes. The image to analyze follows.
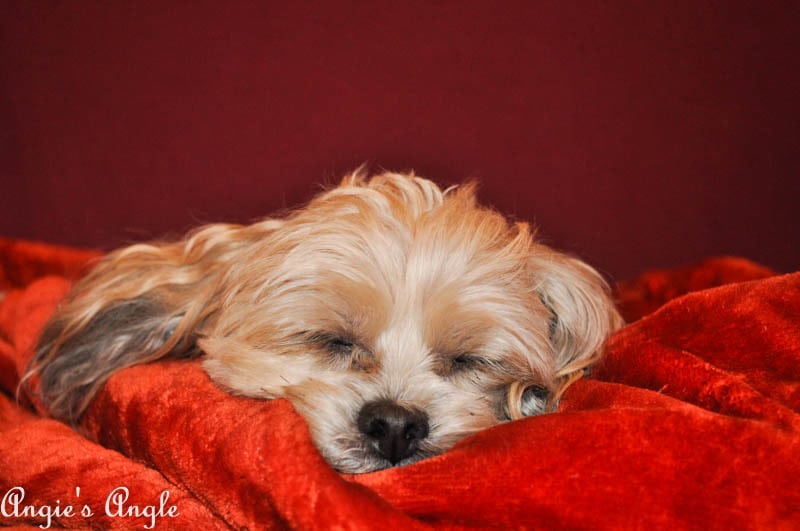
[27,172,622,473]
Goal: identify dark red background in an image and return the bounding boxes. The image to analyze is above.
[1,1,798,280]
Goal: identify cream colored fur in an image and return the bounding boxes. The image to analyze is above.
[26,171,623,472]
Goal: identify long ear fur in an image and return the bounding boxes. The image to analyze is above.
[529,248,624,410]
[23,219,284,423]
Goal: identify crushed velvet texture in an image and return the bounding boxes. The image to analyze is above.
[1,239,798,529]
[614,255,777,322]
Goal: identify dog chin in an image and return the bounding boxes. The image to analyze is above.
[326,444,435,474]
[322,425,473,473]
[329,419,498,473]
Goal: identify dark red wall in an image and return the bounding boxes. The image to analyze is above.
[2,1,798,280]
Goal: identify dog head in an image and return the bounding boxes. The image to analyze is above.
[198,172,622,472]
[30,172,622,473]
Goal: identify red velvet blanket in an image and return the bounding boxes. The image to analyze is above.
[1,238,798,529]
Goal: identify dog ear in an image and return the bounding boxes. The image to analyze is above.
[31,297,191,422]
[23,220,283,423]
[529,248,623,408]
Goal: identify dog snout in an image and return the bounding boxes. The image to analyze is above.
[357,400,429,465]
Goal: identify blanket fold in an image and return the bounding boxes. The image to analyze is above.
[1,239,798,529]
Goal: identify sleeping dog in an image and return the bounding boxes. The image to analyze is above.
[26,171,622,473]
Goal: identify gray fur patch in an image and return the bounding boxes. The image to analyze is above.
[32,297,192,422]
[520,385,549,416]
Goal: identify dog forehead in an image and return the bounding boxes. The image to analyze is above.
[279,218,533,316]
[265,195,537,337]
[373,318,430,373]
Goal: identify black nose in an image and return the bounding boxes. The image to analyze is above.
[357,400,429,464]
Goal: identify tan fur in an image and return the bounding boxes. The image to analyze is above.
[25,171,623,473]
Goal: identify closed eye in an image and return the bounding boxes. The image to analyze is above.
[306,332,355,356]
[438,353,491,377]
[452,354,483,371]
[324,337,355,356]
[305,331,375,371]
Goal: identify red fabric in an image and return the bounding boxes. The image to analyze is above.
[1,240,799,529]
[614,256,778,322]
[0,238,101,292]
